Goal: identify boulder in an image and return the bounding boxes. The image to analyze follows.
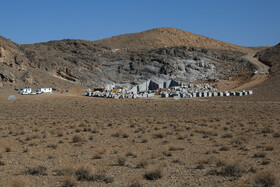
[0,70,15,83]
[21,71,33,83]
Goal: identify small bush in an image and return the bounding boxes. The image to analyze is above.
[25,166,47,175]
[72,135,84,143]
[75,165,93,181]
[129,177,143,187]
[47,144,57,149]
[91,173,114,183]
[222,133,233,138]
[112,129,128,138]
[57,130,64,137]
[144,168,162,180]
[61,176,77,187]
[273,131,280,138]
[253,152,266,158]
[117,157,127,166]
[136,158,149,168]
[219,146,230,151]
[253,171,277,187]
[74,165,113,183]
[53,167,74,176]
[209,160,244,177]
[169,146,184,151]
[5,147,11,152]
[126,152,137,158]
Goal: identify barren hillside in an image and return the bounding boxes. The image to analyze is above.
[0,28,264,91]
[251,43,280,100]
[93,28,258,54]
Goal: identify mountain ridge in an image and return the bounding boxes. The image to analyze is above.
[0,27,268,90]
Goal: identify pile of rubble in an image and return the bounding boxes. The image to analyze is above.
[161,88,253,99]
[84,88,155,99]
[179,83,218,92]
[84,83,253,100]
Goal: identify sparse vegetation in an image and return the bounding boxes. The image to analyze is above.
[72,135,84,143]
[0,89,279,186]
[25,166,47,176]
[253,171,277,187]
[144,168,163,180]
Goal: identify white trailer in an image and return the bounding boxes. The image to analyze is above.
[37,88,52,93]
[20,88,32,95]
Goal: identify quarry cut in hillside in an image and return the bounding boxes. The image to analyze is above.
[0,28,262,90]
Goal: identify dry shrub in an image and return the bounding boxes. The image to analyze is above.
[231,132,252,146]
[61,176,77,187]
[136,157,149,168]
[126,151,137,158]
[208,158,245,177]
[93,149,106,159]
[91,173,114,183]
[272,131,280,138]
[74,165,113,183]
[25,165,47,175]
[253,170,277,187]
[261,126,274,134]
[5,147,11,152]
[117,157,127,166]
[112,129,129,138]
[72,135,84,143]
[144,167,163,180]
[265,146,274,151]
[53,167,75,176]
[253,152,266,158]
[221,133,233,138]
[75,165,93,181]
[168,146,184,151]
[128,176,143,187]
[57,129,64,137]
[10,177,31,187]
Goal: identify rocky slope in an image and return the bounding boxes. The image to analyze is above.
[93,28,257,54]
[255,43,280,75]
[252,43,280,100]
[0,28,259,90]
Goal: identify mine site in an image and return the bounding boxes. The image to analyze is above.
[1,2,280,187]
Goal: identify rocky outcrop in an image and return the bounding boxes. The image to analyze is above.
[255,43,280,75]
[0,70,15,83]
[21,71,33,83]
[0,29,257,89]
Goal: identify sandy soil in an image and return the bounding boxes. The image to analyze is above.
[0,90,279,187]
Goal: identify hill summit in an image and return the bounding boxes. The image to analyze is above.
[93,27,255,53]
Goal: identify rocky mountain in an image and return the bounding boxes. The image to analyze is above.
[252,43,280,100]
[255,43,280,75]
[0,28,260,90]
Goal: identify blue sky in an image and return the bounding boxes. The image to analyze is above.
[1,0,279,46]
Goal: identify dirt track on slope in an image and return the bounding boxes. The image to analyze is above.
[233,54,270,91]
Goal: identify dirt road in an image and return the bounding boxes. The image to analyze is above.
[233,54,270,91]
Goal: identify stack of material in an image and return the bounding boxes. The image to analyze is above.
[161,89,253,99]
[84,88,155,99]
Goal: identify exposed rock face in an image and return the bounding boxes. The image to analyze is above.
[0,28,258,89]
[251,43,280,101]
[0,70,15,83]
[255,43,280,75]
[21,71,33,83]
